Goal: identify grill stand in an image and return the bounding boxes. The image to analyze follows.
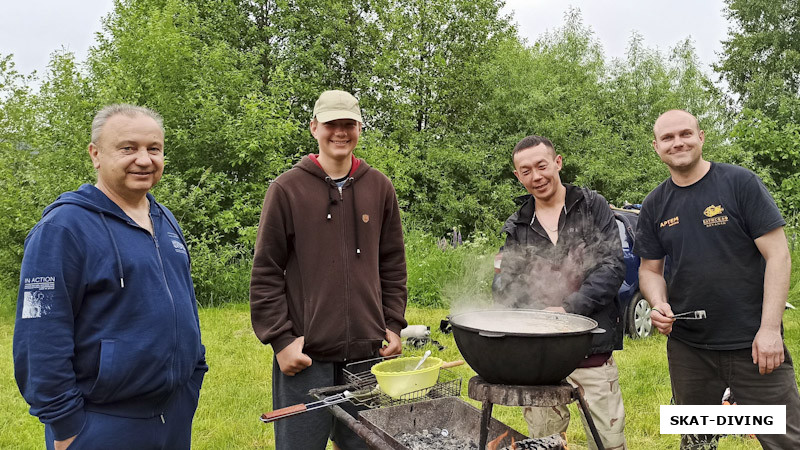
[468,376,605,450]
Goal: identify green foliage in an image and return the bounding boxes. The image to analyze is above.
[0,52,97,287]
[729,109,800,214]
[186,236,252,306]
[403,228,500,307]
[598,34,733,202]
[0,1,743,298]
[717,0,800,122]
[716,0,800,220]
[475,10,731,207]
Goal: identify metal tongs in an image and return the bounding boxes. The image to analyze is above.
[654,308,707,320]
[672,309,706,320]
[261,390,357,423]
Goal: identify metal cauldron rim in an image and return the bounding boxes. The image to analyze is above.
[448,309,600,337]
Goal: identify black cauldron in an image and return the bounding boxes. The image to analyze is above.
[449,309,604,385]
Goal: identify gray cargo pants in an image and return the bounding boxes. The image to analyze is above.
[271,356,368,450]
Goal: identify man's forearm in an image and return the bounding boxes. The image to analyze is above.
[754,227,791,332]
[760,249,790,332]
[639,266,668,308]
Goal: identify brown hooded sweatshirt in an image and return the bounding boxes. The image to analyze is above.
[250,155,408,361]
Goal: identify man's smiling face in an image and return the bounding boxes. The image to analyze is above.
[513,143,563,202]
[310,118,362,162]
[89,113,165,199]
[652,110,705,172]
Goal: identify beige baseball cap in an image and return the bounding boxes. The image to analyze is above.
[312,90,363,123]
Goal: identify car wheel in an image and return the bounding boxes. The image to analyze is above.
[626,291,652,339]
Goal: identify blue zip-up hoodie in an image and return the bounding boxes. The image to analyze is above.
[13,184,207,440]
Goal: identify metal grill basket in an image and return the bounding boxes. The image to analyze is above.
[343,356,461,408]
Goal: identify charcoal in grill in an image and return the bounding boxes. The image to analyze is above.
[394,429,478,450]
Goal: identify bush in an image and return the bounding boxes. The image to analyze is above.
[188,238,252,307]
[185,225,503,309]
[404,227,501,308]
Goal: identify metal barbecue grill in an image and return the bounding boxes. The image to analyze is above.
[261,355,465,449]
[261,357,598,449]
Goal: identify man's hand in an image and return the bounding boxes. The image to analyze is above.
[752,228,790,375]
[752,327,785,375]
[379,329,402,357]
[276,336,312,376]
[54,435,77,450]
[650,303,676,335]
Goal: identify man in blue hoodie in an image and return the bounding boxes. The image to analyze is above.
[13,104,207,450]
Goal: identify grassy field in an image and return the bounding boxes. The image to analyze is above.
[2,301,797,449]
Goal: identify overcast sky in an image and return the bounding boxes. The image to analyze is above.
[1,0,730,80]
[503,0,731,69]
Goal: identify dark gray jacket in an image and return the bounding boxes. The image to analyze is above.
[495,184,625,354]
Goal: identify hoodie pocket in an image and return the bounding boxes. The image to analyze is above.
[87,339,116,402]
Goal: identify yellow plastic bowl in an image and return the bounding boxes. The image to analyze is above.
[370,356,443,399]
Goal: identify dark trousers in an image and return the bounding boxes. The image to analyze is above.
[667,337,800,450]
[44,374,203,450]
[272,356,368,450]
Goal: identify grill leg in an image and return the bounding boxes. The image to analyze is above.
[573,386,605,450]
[479,399,494,450]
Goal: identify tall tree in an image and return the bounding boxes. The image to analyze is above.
[716,0,800,217]
[88,0,297,246]
[717,0,800,122]
[0,52,97,286]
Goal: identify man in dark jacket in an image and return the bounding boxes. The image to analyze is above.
[494,135,627,450]
[13,104,207,450]
[250,90,407,450]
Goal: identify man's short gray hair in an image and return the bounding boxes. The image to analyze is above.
[91,104,164,144]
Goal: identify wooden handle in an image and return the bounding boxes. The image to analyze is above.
[261,403,307,423]
[441,360,464,369]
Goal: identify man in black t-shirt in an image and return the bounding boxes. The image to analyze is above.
[634,109,800,449]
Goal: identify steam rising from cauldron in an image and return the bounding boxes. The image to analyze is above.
[448,227,620,315]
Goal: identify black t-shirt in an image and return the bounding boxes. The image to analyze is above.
[634,163,785,350]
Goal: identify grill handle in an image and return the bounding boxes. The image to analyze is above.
[261,404,307,423]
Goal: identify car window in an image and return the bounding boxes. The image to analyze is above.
[616,219,630,250]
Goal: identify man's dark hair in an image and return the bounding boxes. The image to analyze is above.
[512,135,556,162]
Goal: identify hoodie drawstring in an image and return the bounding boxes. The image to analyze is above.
[324,177,336,220]
[100,212,125,288]
[349,177,360,257]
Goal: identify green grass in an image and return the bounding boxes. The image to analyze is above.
[2,301,798,448]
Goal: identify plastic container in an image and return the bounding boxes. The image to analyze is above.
[370,356,443,398]
[400,325,430,338]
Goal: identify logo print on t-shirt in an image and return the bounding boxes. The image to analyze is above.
[660,216,680,228]
[362,214,370,223]
[703,205,724,217]
[702,204,729,227]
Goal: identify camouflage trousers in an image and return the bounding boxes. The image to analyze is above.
[680,433,719,449]
[522,356,627,450]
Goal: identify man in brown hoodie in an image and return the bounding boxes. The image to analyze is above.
[250,90,408,450]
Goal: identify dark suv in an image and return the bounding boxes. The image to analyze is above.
[491,205,654,339]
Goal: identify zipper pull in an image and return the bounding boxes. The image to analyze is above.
[160,413,165,424]
[338,186,343,201]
